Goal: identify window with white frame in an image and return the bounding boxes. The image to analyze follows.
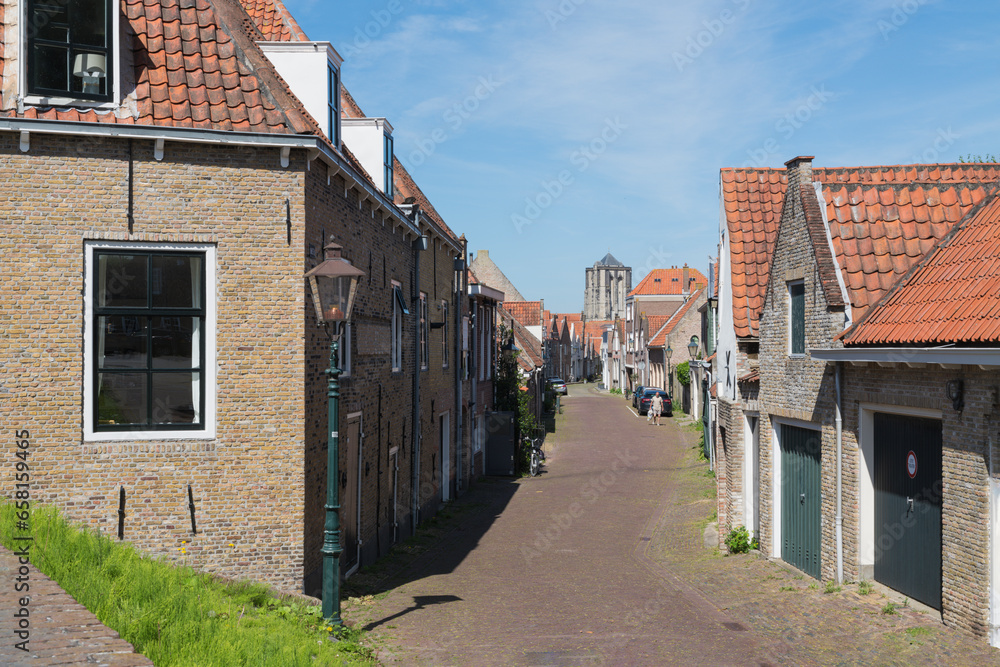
[419,292,428,370]
[27,0,114,101]
[383,133,394,199]
[788,280,805,355]
[327,62,340,148]
[441,300,449,369]
[391,281,406,372]
[85,242,216,439]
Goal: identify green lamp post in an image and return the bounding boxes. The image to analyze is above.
[305,242,365,625]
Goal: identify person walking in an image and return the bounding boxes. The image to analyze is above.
[650,392,663,426]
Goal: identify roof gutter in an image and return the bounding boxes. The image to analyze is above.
[0,117,422,238]
[810,347,1000,367]
[468,283,504,302]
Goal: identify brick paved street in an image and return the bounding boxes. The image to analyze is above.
[345,384,1000,666]
[0,547,152,666]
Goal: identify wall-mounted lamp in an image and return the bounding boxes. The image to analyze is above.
[946,379,964,412]
[687,335,700,360]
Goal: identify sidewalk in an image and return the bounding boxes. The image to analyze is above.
[0,546,153,666]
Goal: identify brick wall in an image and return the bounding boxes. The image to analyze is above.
[1,134,309,591]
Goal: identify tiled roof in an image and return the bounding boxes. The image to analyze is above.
[738,369,760,384]
[648,288,704,347]
[597,252,624,267]
[628,267,707,297]
[825,181,994,322]
[239,0,309,42]
[503,301,543,328]
[843,193,1000,345]
[721,163,1000,338]
[0,0,306,133]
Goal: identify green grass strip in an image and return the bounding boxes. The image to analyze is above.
[1,503,374,666]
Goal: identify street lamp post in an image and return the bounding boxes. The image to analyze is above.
[305,243,365,626]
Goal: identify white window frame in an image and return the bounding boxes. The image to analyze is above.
[391,281,404,372]
[441,300,449,369]
[419,292,429,371]
[83,240,217,441]
[20,0,122,109]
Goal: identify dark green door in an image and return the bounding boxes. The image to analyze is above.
[781,424,821,579]
[874,413,942,609]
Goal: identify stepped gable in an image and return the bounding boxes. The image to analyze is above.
[843,192,1000,345]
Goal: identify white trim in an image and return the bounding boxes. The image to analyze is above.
[743,412,759,539]
[19,0,122,105]
[83,240,217,442]
[814,182,852,327]
[857,402,942,573]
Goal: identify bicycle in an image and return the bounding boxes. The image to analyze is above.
[525,433,546,477]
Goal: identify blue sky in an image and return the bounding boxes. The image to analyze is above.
[283,0,1000,313]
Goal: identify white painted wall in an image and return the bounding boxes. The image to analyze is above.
[341,117,393,194]
[258,42,342,144]
[717,175,739,403]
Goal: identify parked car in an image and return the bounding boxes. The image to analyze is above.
[632,385,647,408]
[547,377,567,395]
[638,388,672,417]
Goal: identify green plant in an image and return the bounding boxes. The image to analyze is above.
[779,585,795,592]
[959,153,999,163]
[905,626,931,638]
[724,526,753,554]
[824,581,842,594]
[882,601,898,615]
[858,580,874,595]
[808,582,819,590]
[675,361,690,386]
[0,504,374,666]
[609,387,622,395]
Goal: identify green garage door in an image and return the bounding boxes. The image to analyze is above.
[874,412,942,609]
[781,424,821,579]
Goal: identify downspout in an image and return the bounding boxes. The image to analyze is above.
[410,210,423,534]
[835,361,844,585]
[455,239,466,493]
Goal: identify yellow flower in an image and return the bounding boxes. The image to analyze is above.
[326,626,333,632]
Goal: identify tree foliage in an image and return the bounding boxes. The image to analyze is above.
[675,360,691,387]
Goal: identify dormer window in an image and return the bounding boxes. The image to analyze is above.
[383,132,394,199]
[27,0,113,101]
[328,62,340,148]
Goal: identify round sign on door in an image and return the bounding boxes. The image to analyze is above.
[907,450,917,479]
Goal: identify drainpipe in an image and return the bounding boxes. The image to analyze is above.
[455,238,467,493]
[835,361,844,585]
[407,207,425,534]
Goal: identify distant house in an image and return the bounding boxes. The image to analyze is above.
[715,154,1000,645]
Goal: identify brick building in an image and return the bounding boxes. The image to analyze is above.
[0,0,494,600]
[715,154,1000,645]
[584,252,631,320]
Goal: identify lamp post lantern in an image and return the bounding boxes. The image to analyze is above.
[304,243,365,626]
[687,335,700,360]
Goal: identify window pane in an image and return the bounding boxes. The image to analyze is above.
[98,316,148,369]
[790,282,805,354]
[98,372,147,426]
[152,373,198,424]
[71,0,108,48]
[151,317,199,369]
[33,44,70,91]
[33,4,69,42]
[151,255,201,308]
[98,254,148,307]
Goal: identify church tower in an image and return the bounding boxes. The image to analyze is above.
[584,253,631,320]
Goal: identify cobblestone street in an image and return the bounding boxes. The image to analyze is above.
[344,384,1000,665]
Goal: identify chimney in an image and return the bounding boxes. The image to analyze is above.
[784,155,815,191]
[682,264,689,295]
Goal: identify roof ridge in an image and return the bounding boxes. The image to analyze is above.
[839,183,1000,344]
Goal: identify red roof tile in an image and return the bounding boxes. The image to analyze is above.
[722,163,1000,338]
[648,288,704,347]
[843,192,1000,345]
[0,0,302,134]
[238,0,309,42]
[629,267,707,297]
[503,301,543,328]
